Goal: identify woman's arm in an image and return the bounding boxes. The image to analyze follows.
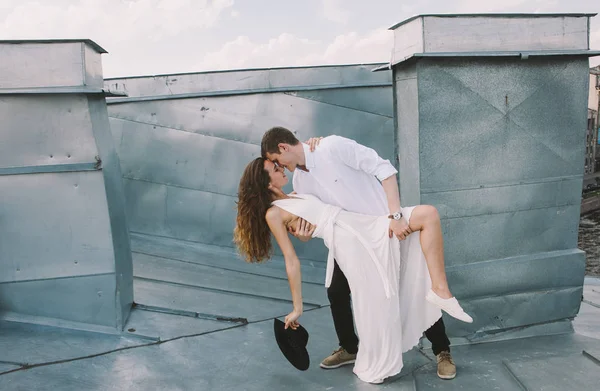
[266,206,303,328]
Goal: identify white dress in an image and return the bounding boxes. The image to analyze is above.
[272,194,442,384]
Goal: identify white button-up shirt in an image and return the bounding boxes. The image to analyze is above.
[292,136,398,216]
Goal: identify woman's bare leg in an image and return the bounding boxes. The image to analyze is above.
[407,205,453,299]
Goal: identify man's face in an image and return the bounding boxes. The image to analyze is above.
[265,144,297,172]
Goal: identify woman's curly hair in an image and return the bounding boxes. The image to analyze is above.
[233,157,274,263]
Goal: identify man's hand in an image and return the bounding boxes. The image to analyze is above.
[289,218,316,242]
[305,137,323,152]
[389,218,412,240]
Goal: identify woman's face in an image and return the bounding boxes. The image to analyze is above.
[264,159,288,189]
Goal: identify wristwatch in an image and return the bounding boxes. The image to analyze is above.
[389,211,403,220]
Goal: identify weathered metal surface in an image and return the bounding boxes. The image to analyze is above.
[0,41,132,330]
[445,249,584,299]
[122,307,229,340]
[0,317,138,366]
[505,354,600,390]
[391,15,424,68]
[411,50,600,58]
[390,14,595,66]
[133,279,314,323]
[0,222,599,390]
[83,43,104,88]
[0,95,99,168]
[133,252,327,306]
[0,172,115,283]
[0,292,599,390]
[87,95,134,328]
[393,65,420,206]
[104,63,391,102]
[0,163,99,176]
[0,40,106,89]
[130,232,327,284]
[417,57,588,263]
[0,274,118,327]
[0,87,124,95]
[392,14,593,338]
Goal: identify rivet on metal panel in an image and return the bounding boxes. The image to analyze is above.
[67,154,71,158]
[50,154,53,158]
[74,184,78,188]
[97,291,102,297]
[94,155,102,169]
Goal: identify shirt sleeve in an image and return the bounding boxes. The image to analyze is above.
[327,135,398,181]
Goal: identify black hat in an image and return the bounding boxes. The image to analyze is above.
[273,318,310,371]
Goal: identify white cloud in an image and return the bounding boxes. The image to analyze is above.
[196,28,393,71]
[320,29,392,64]
[0,0,234,42]
[321,0,351,25]
[0,0,235,76]
[198,33,322,70]
[454,0,543,13]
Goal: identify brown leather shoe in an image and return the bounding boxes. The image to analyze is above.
[319,347,357,369]
[436,350,456,379]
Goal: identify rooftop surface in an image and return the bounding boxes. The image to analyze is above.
[0,232,599,390]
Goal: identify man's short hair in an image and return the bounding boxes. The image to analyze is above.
[261,126,300,157]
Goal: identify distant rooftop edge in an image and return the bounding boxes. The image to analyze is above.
[104,62,388,81]
[0,39,107,54]
[372,50,600,72]
[389,13,599,30]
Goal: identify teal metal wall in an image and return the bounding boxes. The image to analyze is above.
[391,13,598,338]
[105,65,394,263]
[0,41,133,331]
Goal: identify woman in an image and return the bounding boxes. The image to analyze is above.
[234,157,471,384]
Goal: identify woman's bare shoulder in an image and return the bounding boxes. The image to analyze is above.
[265,205,281,221]
[266,205,292,225]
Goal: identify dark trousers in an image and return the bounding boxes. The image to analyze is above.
[328,260,451,356]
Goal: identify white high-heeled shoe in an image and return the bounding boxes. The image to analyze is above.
[426,290,474,323]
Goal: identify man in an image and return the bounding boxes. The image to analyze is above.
[260,126,457,380]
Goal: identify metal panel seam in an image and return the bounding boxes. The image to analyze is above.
[106,82,393,104]
[109,116,262,148]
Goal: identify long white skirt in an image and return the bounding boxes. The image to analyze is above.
[332,206,442,383]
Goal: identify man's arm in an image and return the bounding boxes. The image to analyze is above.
[328,136,412,240]
[381,175,412,240]
[327,135,398,183]
[382,175,401,216]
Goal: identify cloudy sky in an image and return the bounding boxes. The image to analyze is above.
[0,0,599,78]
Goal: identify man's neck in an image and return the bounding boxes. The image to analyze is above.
[296,144,306,166]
